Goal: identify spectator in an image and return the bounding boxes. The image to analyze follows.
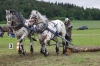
[64,18,73,40]
[8,30,15,38]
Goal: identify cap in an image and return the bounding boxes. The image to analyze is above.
[65,18,69,21]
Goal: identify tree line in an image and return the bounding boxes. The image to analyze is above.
[0,0,100,22]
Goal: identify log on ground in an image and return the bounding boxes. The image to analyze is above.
[67,46,100,53]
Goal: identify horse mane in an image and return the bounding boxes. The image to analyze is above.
[31,10,48,23]
[8,9,25,24]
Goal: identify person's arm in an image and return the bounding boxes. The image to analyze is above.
[68,24,73,29]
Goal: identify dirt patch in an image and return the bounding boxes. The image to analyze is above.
[0,52,39,66]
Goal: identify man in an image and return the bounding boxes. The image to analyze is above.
[64,18,73,40]
[64,18,73,52]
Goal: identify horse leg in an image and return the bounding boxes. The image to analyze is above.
[20,43,25,55]
[17,39,25,55]
[61,35,68,54]
[62,40,66,54]
[52,36,59,54]
[44,38,50,56]
[39,42,48,56]
[42,43,49,57]
[40,42,44,54]
[28,36,34,54]
[17,41,22,54]
[40,40,49,57]
[18,33,27,55]
[18,39,25,55]
[62,39,69,54]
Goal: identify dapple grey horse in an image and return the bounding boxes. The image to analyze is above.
[6,9,35,55]
[29,10,70,56]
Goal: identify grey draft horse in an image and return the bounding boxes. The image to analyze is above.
[6,9,36,55]
[29,10,70,56]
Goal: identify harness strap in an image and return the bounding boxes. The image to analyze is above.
[22,17,73,45]
[47,22,59,36]
[36,22,47,33]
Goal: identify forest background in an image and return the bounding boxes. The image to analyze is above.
[0,0,100,23]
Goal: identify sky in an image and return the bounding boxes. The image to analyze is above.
[39,0,100,9]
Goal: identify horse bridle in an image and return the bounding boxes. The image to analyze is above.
[29,15,40,25]
[30,16,48,33]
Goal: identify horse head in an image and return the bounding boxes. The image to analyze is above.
[6,9,24,27]
[6,9,18,27]
[29,10,48,25]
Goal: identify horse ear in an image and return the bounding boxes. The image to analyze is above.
[5,10,9,13]
[5,10,7,12]
[5,10,12,14]
[5,10,10,15]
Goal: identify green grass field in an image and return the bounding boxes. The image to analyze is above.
[0,20,100,66]
[71,20,100,29]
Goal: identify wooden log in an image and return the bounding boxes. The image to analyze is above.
[67,46,100,53]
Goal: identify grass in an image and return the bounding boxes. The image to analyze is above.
[72,29,100,46]
[71,20,100,29]
[0,20,100,66]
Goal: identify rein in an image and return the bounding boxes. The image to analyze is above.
[22,19,47,33]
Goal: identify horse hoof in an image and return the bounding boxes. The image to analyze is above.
[22,53,25,56]
[18,50,22,54]
[63,49,67,54]
[22,52,25,56]
[56,52,59,55]
[44,52,49,57]
[30,51,33,54]
[22,51,26,56]
[30,52,33,54]
[40,50,43,54]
